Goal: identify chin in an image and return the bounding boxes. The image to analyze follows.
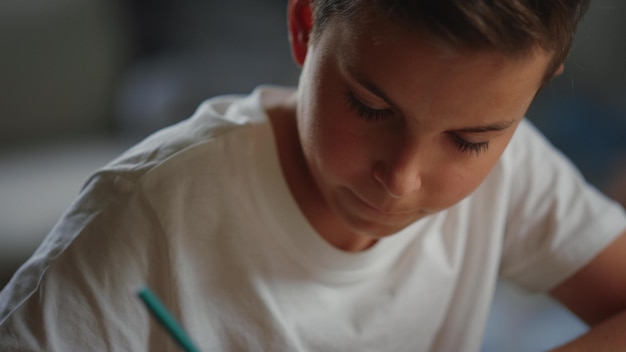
[349,215,419,238]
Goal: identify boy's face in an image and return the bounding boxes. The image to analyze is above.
[287,2,552,248]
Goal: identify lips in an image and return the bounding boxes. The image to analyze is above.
[351,190,420,215]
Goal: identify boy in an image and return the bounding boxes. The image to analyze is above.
[1,0,625,350]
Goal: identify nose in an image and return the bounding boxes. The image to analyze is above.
[372,158,422,199]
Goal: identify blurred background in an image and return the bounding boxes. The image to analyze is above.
[0,0,624,350]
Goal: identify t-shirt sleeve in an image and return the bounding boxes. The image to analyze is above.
[499,119,626,292]
[0,173,174,351]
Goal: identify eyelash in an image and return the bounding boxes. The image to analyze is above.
[451,134,490,156]
[345,90,392,122]
[345,89,490,156]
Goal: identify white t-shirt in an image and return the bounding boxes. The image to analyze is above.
[1,86,625,351]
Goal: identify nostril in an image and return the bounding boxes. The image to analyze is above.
[373,163,402,199]
[372,162,421,199]
[372,162,387,187]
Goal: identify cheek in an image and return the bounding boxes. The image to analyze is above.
[314,122,369,183]
[301,101,373,186]
[425,155,500,209]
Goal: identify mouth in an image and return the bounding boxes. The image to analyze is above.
[352,191,421,216]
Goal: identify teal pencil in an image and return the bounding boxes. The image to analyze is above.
[137,286,201,352]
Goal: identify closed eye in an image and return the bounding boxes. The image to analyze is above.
[345,90,393,122]
[450,134,490,156]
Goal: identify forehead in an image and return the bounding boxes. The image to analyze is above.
[325,6,553,84]
[316,15,552,127]
[325,13,548,79]
[317,5,554,74]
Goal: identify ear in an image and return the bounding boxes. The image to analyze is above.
[288,0,314,67]
[554,63,565,77]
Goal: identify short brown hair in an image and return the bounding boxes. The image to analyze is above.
[311,0,590,82]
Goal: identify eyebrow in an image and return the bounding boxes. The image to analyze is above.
[454,120,517,133]
[345,65,518,133]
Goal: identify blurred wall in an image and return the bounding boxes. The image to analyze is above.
[0,0,133,148]
[528,0,626,198]
[114,0,299,137]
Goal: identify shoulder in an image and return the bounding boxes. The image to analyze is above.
[103,85,295,184]
[105,91,262,179]
[495,119,626,291]
[500,118,566,171]
[494,118,588,206]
